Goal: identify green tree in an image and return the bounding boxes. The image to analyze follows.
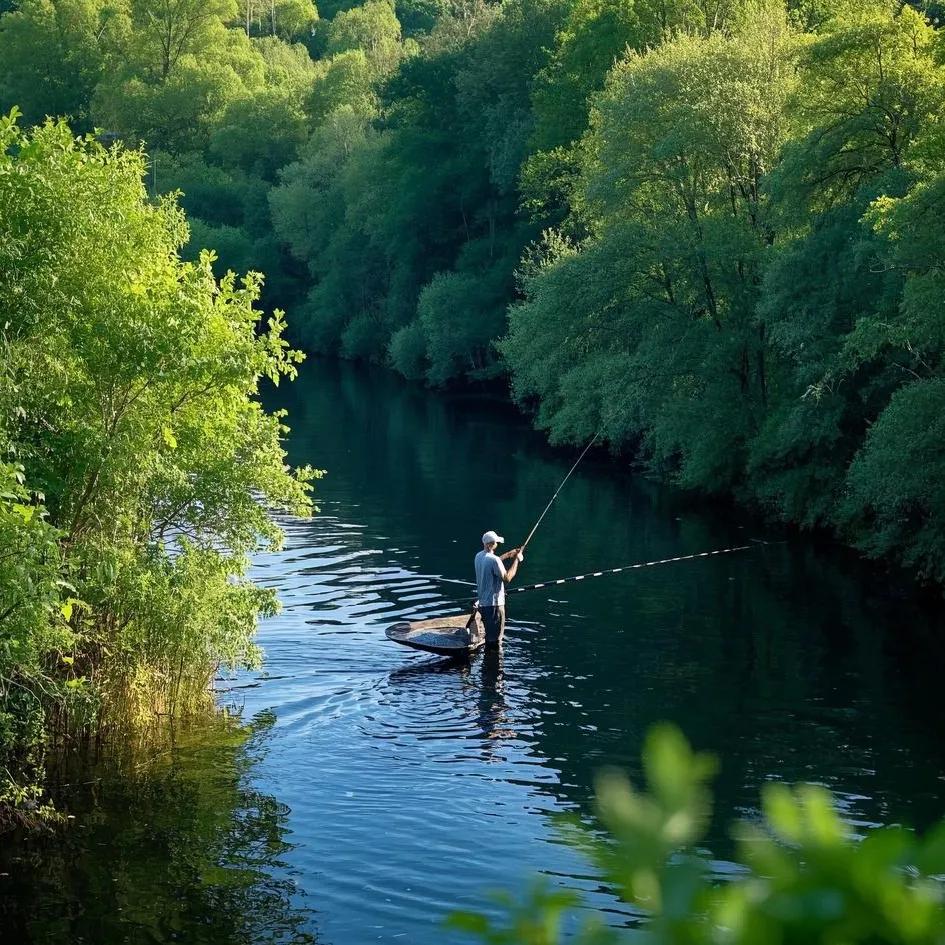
[237,0,318,39]
[0,113,315,818]
[128,0,238,80]
[522,0,738,223]
[529,0,642,154]
[751,0,945,528]
[836,115,945,579]
[278,0,563,377]
[308,48,379,120]
[327,0,402,73]
[0,0,118,129]
[210,41,316,178]
[91,0,264,150]
[505,7,798,490]
[415,266,508,384]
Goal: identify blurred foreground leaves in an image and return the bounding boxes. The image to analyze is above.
[450,725,945,945]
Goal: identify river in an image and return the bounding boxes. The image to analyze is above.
[2,361,944,944]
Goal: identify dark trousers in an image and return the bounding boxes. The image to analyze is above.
[480,605,506,647]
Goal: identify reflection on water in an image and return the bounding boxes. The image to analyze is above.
[0,715,314,945]
[478,650,514,747]
[3,360,945,945]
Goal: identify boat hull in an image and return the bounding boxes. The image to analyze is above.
[385,614,484,658]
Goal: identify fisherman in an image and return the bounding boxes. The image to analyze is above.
[474,530,524,648]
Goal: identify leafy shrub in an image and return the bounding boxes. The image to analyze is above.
[388,321,429,380]
[450,724,945,945]
[0,112,317,822]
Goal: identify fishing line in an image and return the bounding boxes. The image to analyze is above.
[514,396,634,554]
[485,401,771,594]
[509,543,753,595]
[443,540,766,594]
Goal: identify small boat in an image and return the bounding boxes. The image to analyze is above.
[385,613,484,659]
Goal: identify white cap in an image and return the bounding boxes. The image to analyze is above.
[482,530,504,545]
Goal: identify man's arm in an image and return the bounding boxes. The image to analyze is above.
[501,551,523,584]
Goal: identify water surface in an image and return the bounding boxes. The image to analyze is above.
[3,361,944,944]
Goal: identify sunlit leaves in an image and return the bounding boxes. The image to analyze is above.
[326,0,402,73]
[0,460,70,820]
[0,0,115,130]
[0,114,317,818]
[452,725,945,945]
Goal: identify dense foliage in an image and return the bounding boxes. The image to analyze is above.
[5,0,941,580]
[284,0,945,583]
[0,113,314,823]
[450,724,945,944]
[500,0,945,582]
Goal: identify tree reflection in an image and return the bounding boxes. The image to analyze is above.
[0,711,315,945]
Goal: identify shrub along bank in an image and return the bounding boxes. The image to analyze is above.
[0,113,315,825]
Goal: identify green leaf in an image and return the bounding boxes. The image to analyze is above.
[917,821,945,875]
[762,783,802,842]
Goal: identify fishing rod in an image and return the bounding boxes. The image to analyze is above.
[509,543,753,595]
[517,431,601,555]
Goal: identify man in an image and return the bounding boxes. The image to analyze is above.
[474,530,524,648]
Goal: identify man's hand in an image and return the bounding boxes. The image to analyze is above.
[500,546,521,561]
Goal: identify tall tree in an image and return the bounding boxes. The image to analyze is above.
[505,4,798,487]
[91,0,263,150]
[752,0,945,525]
[0,0,119,129]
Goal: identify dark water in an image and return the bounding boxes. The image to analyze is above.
[3,361,945,944]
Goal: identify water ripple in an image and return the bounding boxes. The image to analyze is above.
[234,511,639,944]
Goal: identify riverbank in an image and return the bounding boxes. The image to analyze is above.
[0,119,314,829]
[303,352,945,603]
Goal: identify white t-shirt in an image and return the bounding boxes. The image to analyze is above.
[474,550,506,607]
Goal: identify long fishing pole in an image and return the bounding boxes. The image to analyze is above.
[517,431,601,554]
[509,543,752,594]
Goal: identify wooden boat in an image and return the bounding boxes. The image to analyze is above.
[385,613,484,658]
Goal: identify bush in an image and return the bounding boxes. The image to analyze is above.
[0,113,317,822]
[842,377,945,583]
[388,321,429,380]
[450,724,945,945]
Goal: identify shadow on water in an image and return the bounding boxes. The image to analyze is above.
[387,656,470,682]
[386,651,516,755]
[0,712,316,945]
